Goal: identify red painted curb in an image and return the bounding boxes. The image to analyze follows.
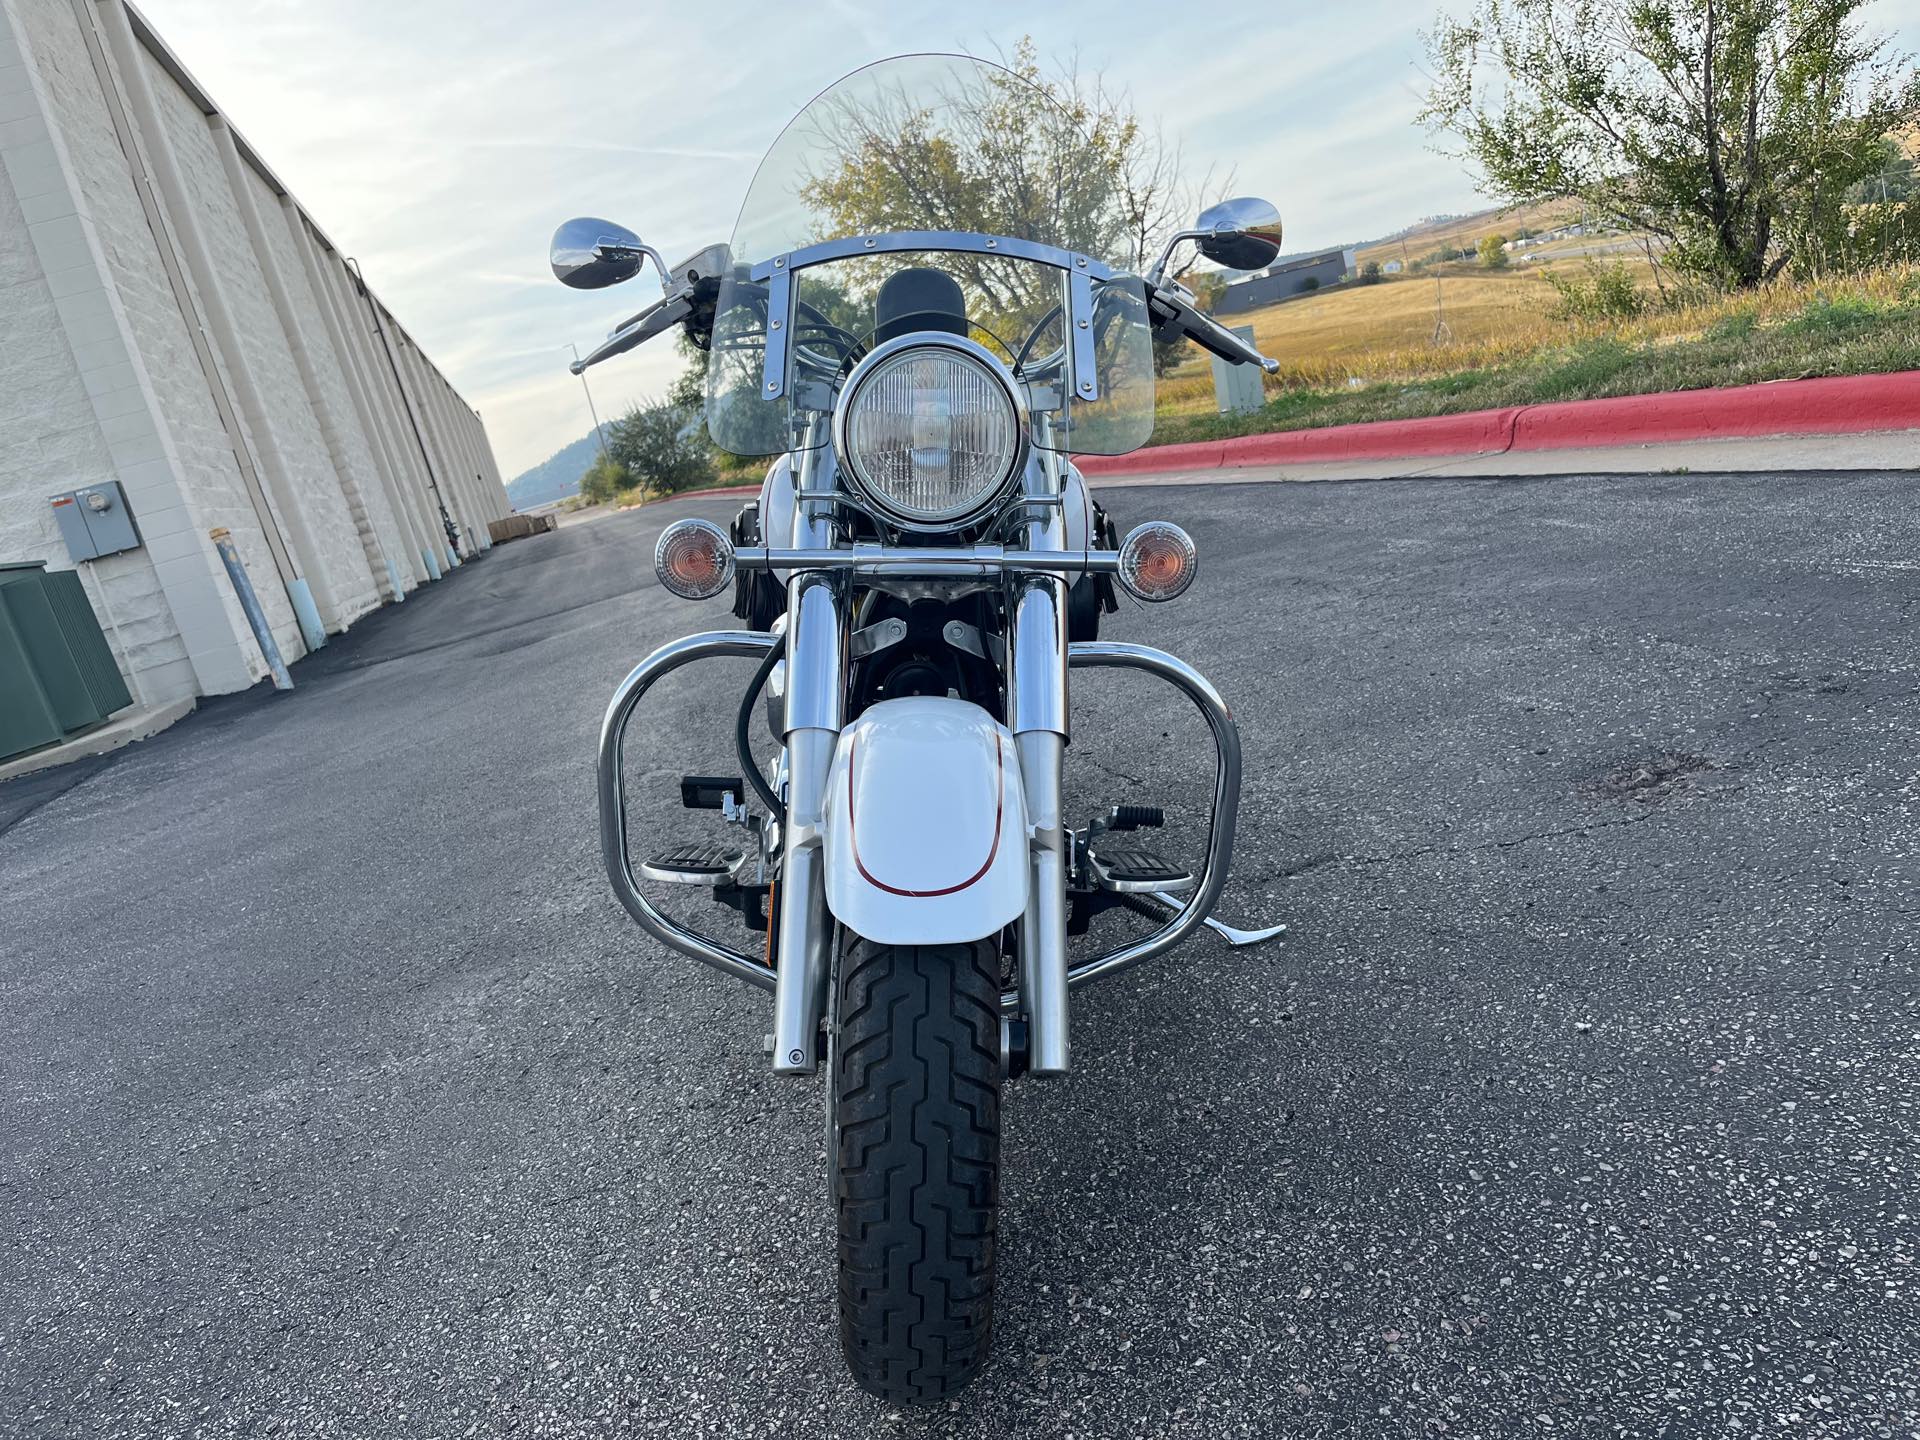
[1075,371,1920,476]
[627,483,760,510]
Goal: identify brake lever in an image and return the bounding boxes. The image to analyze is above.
[570,294,692,373]
[1148,281,1279,373]
[569,242,729,374]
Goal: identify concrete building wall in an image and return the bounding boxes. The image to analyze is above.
[0,90,193,708]
[0,0,506,713]
[146,56,380,629]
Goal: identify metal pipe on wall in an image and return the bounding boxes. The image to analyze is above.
[415,356,489,550]
[393,335,478,553]
[209,529,291,691]
[413,342,491,553]
[446,389,501,529]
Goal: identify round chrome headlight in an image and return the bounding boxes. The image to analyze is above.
[834,336,1023,530]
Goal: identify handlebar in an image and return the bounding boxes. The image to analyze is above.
[566,241,1279,386]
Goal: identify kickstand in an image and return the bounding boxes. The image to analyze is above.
[1146,890,1287,949]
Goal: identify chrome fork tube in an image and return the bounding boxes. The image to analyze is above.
[771,440,843,1076]
[1009,445,1072,1076]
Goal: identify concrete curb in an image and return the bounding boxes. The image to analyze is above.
[1075,371,1920,477]
[0,697,197,784]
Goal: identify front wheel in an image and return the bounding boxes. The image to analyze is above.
[832,937,1001,1402]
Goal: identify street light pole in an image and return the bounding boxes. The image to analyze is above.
[568,343,611,463]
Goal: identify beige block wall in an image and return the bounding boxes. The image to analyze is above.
[0,0,507,706]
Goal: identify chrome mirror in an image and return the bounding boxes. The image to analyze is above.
[1193,197,1284,272]
[551,217,663,290]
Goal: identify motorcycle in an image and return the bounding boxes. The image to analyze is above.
[552,53,1286,1403]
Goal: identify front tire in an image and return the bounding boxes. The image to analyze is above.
[832,937,1001,1403]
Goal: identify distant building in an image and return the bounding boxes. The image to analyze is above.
[1383,259,1403,274]
[1213,248,1356,314]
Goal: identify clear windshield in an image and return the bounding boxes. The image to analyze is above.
[705,54,1155,458]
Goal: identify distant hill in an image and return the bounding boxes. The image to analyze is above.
[1353,200,1574,269]
[507,430,601,509]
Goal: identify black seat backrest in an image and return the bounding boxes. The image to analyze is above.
[872,267,967,344]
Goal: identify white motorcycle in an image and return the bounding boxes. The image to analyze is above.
[553,53,1286,1402]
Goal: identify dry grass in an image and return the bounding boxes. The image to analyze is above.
[1158,259,1914,419]
[1149,262,1920,447]
[1161,268,1573,411]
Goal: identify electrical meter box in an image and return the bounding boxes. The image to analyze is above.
[50,481,142,562]
[1210,324,1266,415]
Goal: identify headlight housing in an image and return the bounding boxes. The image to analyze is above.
[833,335,1024,531]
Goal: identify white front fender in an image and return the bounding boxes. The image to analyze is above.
[822,697,1029,946]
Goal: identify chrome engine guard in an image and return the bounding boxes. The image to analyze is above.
[597,629,780,993]
[596,633,1252,1007]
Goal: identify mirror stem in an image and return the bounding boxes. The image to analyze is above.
[1148,229,1210,287]
[597,240,671,286]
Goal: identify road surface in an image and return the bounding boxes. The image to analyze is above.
[3,471,1916,1436]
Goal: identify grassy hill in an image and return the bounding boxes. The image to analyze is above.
[506,430,601,510]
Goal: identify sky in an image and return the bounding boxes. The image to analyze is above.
[130,0,1920,479]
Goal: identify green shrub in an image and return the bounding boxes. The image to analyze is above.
[1704,310,1759,341]
[1544,260,1647,322]
[607,402,715,497]
[1531,338,1638,400]
[578,454,634,505]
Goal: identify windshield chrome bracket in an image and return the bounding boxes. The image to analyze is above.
[1069,268,1098,402]
[762,261,791,399]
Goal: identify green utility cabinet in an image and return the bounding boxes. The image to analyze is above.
[0,561,134,762]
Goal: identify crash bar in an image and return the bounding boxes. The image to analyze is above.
[1051,641,1242,996]
[598,629,780,992]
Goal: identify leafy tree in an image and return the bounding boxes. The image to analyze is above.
[607,400,714,496]
[665,331,708,414]
[1359,260,1385,283]
[797,39,1229,322]
[1479,232,1511,267]
[1421,0,1920,287]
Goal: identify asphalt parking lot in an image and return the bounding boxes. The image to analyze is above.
[3,470,1917,1437]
